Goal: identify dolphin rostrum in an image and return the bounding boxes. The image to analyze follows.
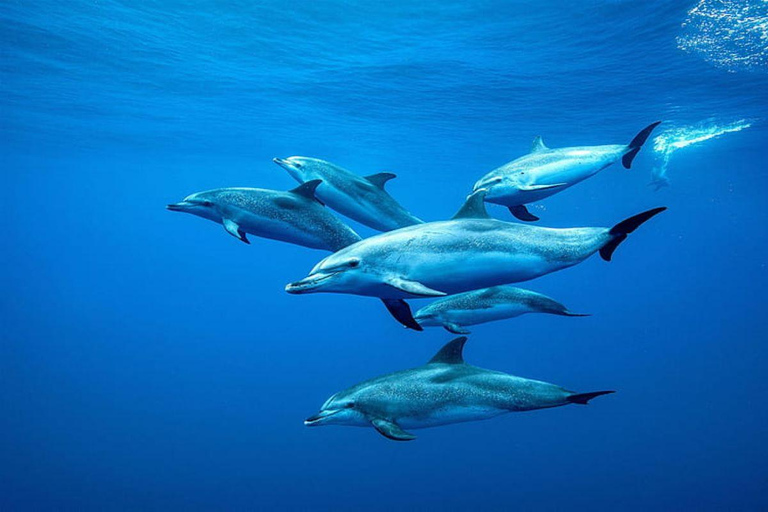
[167,181,361,251]
[474,122,661,221]
[414,285,587,334]
[273,156,422,231]
[286,190,665,329]
[305,337,614,441]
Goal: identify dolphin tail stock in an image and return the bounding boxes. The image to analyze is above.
[381,299,423,331]
[599,207,667,262]
[567,390,615,405]
[622,121,662,169]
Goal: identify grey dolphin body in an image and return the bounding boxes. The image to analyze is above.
[414,286,587,334]
[273,156,422,231]
[167,181,361,251]
[474,122,661,221]
[286,190,666,329]
[305,337,614,441]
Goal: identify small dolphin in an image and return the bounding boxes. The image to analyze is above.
[305,337,614,441]
[414,286,587,334]
[273,156,422,231]
[167,181,361,251]
[474,122,662,221]
[286,190,665,329]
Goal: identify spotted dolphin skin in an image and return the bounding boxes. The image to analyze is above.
[414,285,587,334]
[286,189,666,329]
[305,337,614,441]
[273,156,422,231]
[167,181,361,251]
[474,122,661,221]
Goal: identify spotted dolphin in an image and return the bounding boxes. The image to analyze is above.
[414,285,587,334]
[273,156,422,231]
[474,122,661,221]
[167,181,361,251]
[305,337,614,441]
[286,190,666,329]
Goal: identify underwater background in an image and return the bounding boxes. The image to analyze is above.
[2,0,767,510]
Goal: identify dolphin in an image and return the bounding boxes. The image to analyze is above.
[272,156,423,231]
[305,337,614,441]
[414,285,587,334]
[286,189,666,329]
[166,181,361,251]
[473,122,662,221]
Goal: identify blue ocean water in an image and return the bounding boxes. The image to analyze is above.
[2,0,767,510]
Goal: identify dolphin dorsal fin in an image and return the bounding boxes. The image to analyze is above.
[365,172,397,189]
[428,337,468,364]
[451,190,489,220]
[531,136,549,153]
[289,179,324,205]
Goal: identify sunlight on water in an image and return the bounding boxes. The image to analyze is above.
[677,0,768,73]
[650,119,753,189]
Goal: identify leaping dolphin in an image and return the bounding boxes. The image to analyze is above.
[286,190,666,329]
[167,181,361,251]
[414,285,587,334]
[305,337,614,441]
[273,156,423,231]
[474,122,661,221]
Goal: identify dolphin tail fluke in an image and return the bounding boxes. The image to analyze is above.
[382,299,423,331]
[622,121,661,169]
[599,207,667,262]
[567,390,615,405]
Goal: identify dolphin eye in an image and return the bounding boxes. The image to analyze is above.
[344,402,355,409]
[349,259,360,268]
[201,200,213,207]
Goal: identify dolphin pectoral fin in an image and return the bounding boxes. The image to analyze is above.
[518,183,567,192]
[509,204,540,222]
[381,299,423,331]
[385,277,446,297]
[223,219,249,244]
[371,418,416,441]
[365,172,397,189]
[443,322,470,335]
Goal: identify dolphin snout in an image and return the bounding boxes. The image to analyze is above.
[273,157,294,170]
[166,202,190,211]
[285,272,335,294]
[304,409,340,426]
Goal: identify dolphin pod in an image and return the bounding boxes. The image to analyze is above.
[414,285,587,334]
[167,123,666,440]
[306,337,614,441]
[474,122,661,221]
[286,190,665,330]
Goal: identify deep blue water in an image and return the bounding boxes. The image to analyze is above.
[2,1,767,510]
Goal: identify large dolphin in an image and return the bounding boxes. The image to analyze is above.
[272,156,422,231]
[286,190,666,329]
[167,181,361,251]
[474,122,662,221]
[305,337,614,441]
[414,285,587,334]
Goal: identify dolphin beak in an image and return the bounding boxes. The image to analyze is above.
[273,157,294,170]
[166,201,191,211]
[285,272,336,294]
[304,409,340,426]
